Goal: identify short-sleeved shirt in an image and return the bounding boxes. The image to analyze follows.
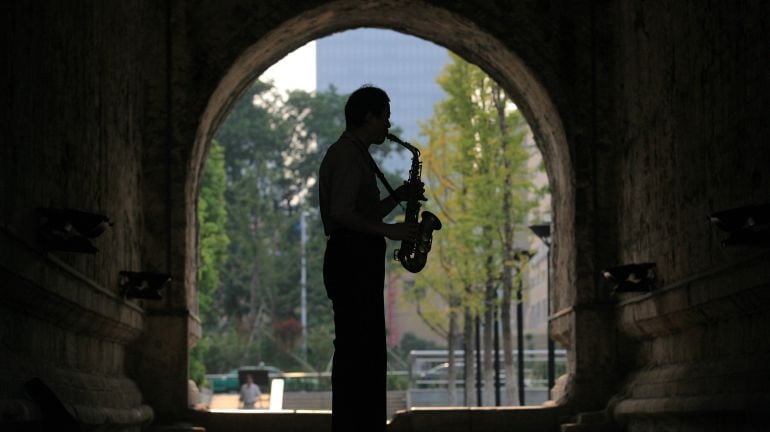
[319,131,381,236]
[240,383,261,404]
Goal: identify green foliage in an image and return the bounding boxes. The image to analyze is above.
[399,331,442,353]
[387,374,410,391]
[305,323,335,372]
[192,59,545,379]
[190,337,210,386]
[192,138,230,384]
[198,140,230,325]
[194,81,405,375]
[198,329,245,373]
[409,52,541,339]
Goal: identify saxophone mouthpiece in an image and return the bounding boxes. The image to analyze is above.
[387,133,419,154]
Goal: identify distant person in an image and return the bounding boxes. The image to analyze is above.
[239,374,261,409]
[319,85,420,431]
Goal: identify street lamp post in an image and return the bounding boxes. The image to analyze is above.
[528,223,553,399]
[494,288,501,406]
[475,315,482,406]
[300,211,308,361]
[516,273,525,405]
[512,249,534,406]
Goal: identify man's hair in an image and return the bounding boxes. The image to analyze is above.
[345,85,390,129]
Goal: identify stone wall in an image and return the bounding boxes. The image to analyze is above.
[1,1,162,429]
[607,1,770,430]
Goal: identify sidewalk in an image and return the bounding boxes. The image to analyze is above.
[209,394,270,410]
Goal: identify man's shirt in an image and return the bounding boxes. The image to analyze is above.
[319,131,381,236]
[240,383,260,404]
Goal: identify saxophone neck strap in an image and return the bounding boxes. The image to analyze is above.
[354,142,405,211]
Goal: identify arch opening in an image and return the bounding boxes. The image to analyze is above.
[187,0,576,416]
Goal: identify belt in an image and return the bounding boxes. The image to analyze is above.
[328,228,382,240]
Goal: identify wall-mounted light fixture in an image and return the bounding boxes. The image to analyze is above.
[602,263,656,293]
[37,208,112,254]
[119,271,170,300]
[709,203,770,246]
[528,223,551,247]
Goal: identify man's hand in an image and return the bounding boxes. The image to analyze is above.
[385,222,420,241]
[393,182,426,202]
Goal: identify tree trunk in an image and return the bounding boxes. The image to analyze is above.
[241,252,262,364]
[463,303,476,406]
[502,274,518,405]
[492,83,519,405]
[482,240,495,405]
[447,302,458,406]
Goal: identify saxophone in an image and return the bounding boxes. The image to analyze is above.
[387,133,442,273]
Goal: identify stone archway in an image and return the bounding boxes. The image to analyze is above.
[177,0,599,419]
[5,1,766,430]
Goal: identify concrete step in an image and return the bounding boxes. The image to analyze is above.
[389,406,564,432]
[576,410,609,424]
[149,424,206,432]
[188,410,331,432]
[560,419,612,432]
[187,406,568,432]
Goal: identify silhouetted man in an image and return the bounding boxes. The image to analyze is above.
[319,86,419,431]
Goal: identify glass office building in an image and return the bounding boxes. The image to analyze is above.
[316,29,450,172]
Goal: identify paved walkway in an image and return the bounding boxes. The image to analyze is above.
[209,394,269,410]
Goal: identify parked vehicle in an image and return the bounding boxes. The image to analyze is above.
[415,362,465,388]
[415,362,532,389]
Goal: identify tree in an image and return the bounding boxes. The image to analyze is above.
[215,82,289,369]
[191,139,230,385]
[198,81,406,374]
[198,140,230,324]
[410,52,539,405]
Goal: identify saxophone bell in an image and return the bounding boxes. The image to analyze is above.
[417,211,442,254]
[394,210,442,273]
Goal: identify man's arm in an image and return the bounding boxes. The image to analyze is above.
[373,182,424,220]
[375,195,400,219]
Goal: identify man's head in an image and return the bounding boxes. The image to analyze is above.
[345,85,391,144]
[246,374,253,384]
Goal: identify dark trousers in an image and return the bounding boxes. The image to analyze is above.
[323,231,387,432]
